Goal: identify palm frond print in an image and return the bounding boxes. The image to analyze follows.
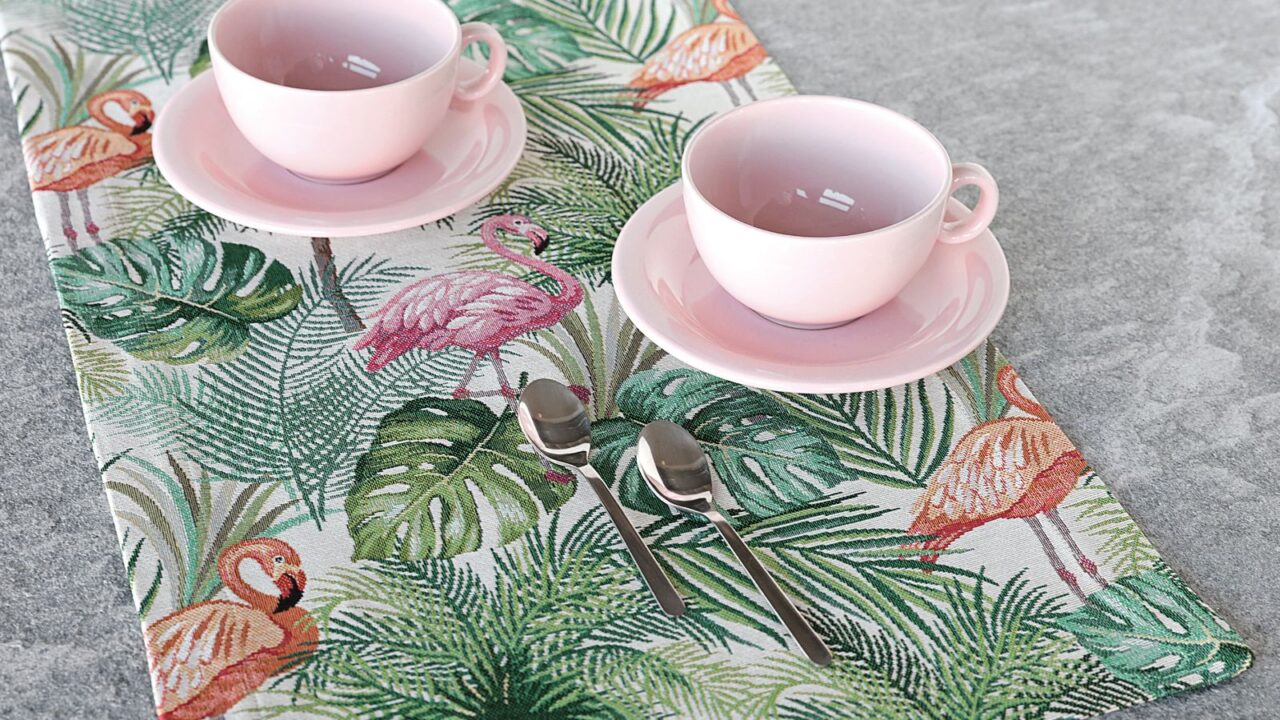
[470,116,697,284]
[264,511,737,718]
[0,0,1249,717]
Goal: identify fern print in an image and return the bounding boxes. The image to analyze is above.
[0,0,1250,717]
[261,511,742,719]
[104,165,215,240]
[521,0,678,64]
[61,0,219,81]
[472,118,697,283]
[67,329,130,402]
[1067,476,1161,577]
[772,379,955,489]
[643,495,981,647]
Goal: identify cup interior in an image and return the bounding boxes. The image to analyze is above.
[684,98,950,238]
[211,0,457,91]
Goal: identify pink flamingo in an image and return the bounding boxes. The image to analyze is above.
[355,215,585,478]
[354,215,586,481]
[906,366,1105,602]
[25,89,155,250]
[355,214,583,392]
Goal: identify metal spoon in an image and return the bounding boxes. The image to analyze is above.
[517,379,686,617]
[637,420,832,666]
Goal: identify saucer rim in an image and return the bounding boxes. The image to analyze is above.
[611,182,1010,394]
[153,64,527,238]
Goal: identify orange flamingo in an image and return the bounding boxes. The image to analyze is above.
[24,89,155,250]
[143,538,317,720]
[907,366,1108,601]
[629,0,767,107]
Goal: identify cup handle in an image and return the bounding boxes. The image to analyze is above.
[938,162,999,244]
[454,22,507,103]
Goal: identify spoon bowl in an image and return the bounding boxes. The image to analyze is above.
[517,379,686,617]
[516,379,592,467]
[637,419,832,666]
[637,420,714,512]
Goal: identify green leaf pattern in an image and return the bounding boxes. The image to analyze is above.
[2,0,1250,717]
[1056,570,1252,696]
[52,234,301,363]
[347,398,575,560]
[774,379,955,489]
[593,368,844,516]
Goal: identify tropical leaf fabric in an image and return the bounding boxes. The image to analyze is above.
[53,235,301,363]
[0,0,1250,718]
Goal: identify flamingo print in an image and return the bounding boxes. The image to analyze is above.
[24,89,155,251]
[907,366,1107,602]
[629,0,767,107]
[143,538,316,720]
[355,214,583,395]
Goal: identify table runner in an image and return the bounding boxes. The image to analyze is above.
[0,0,1252,717]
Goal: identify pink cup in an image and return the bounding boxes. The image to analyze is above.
[682,96,998,329]
[208,0,507,184]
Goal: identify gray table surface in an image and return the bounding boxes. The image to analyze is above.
[1,0,1277,717]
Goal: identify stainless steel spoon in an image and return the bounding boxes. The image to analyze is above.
[517,379,686,617]
[637,420,832,666]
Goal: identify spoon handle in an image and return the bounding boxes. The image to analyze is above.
[708,510,832,666]
[580,464,687,617]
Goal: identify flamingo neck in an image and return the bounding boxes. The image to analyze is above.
[997,365,1050,421]
[87,95,133,135]
[483,226,584,307]
[129,133,151,158]
[711,0,741,21]
[218,544,277,613]
[274,605,317,642]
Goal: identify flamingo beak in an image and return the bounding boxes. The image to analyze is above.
[131,110,154,136]
[274,568,305,613]
[527,226,549,255]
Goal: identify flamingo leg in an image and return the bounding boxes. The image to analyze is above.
[1045,508,1109,588]
[452,353,484,399]
[737,76,757,102]
[720,81,741,106]
[76,188,102,243]
[488,349,518,405]
[1024,516,1087,602]
[57,192,78,251]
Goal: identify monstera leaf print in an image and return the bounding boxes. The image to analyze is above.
[592,368,844,517]
[52,235,301,364]
[346,397,576,560]
[1055,570,1252,696]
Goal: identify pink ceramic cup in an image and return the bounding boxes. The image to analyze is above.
[682,96,998,329]
[208,0,507,184]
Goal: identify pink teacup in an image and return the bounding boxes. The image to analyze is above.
[682,96,998,329]
[209,0,507,184]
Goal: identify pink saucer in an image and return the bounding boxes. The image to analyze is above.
[611,183,1010,393]
[153,61,526,237]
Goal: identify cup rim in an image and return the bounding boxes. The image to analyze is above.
[207,0,462,97]
[680,95,954,243]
